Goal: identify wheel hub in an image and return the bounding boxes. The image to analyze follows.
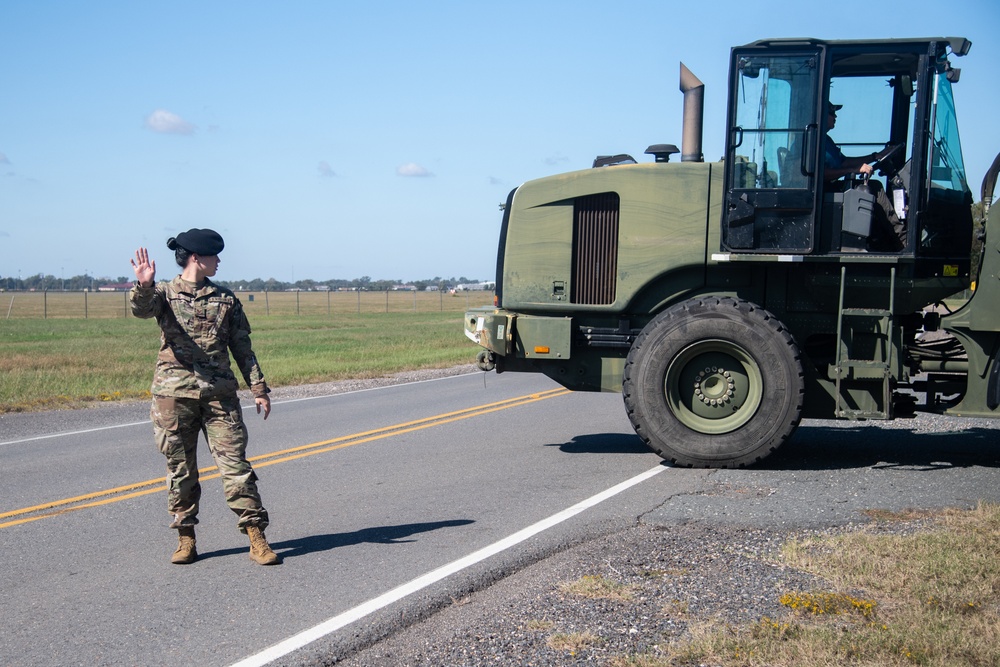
[694,367,735,406]
[664,340,763,435]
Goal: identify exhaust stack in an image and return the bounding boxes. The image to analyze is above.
[680,62,704,162]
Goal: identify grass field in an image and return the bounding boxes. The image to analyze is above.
[0,302,490,412]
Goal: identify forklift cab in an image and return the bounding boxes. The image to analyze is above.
[721,37,973,271]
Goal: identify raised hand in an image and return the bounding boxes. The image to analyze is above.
[130,247,156,287]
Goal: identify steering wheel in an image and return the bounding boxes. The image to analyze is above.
[872,143,904,178]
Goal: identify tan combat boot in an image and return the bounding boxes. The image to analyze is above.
[171,526,197,564]
[247,525,280,565]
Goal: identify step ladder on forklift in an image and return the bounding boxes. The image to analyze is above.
[833,264,896,419]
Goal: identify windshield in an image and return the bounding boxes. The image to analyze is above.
[828,76,895,158]
[928,74,970,194]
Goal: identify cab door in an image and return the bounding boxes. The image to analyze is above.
[722,48,824,253]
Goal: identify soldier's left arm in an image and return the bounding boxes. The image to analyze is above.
[228,300,270,399]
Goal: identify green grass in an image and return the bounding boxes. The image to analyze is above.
[0,312,477,412]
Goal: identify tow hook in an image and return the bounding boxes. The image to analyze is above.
[476,350,496,372]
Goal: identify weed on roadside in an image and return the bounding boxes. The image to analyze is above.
[558,574,636,601]
[546,630,602,653]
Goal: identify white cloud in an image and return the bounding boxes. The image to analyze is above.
[145,109,196,135]
[317,161,336,178]
[396,162,432,177]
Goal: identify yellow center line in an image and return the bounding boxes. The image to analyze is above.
[1,388,571,529]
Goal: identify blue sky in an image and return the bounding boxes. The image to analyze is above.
[1,1,998,283]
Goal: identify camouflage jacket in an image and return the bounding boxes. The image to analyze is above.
[129,276,269,399]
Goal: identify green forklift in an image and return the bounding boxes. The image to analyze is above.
[465,37,1000,467]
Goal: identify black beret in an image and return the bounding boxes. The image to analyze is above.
[167,228,225,256]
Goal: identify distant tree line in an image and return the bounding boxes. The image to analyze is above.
[0,273,484,292]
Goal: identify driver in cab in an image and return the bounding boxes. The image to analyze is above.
[824,102,906,251]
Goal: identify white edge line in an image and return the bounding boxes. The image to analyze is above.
[269,371,481,406]
[0,372,482,447]
[0,419,150,447]
[229,464,667,667]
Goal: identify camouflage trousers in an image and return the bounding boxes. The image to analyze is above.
[151,394,269,533]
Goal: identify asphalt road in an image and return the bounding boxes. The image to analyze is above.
[1,370,998,667]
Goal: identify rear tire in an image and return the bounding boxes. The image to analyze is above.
[623,297,804,467]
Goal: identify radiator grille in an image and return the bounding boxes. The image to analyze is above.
[572,192,619,305]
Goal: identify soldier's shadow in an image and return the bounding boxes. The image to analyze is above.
[196,519,475,561]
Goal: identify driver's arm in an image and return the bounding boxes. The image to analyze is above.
[824,146,894,182]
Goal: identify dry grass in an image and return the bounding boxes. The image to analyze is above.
[615,502,1000,667]
[525,618,556,632]
[547,630,602,652]
[558,574,636,601]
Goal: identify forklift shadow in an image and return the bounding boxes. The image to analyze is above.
[765,423,1000,471]
[547,433,652,455]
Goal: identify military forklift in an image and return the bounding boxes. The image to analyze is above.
[465,37,1000,467]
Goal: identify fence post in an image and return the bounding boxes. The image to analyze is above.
[265,290,270,316]
[296,290,300,315]
[327,290,331,316]
[44,289,48,319]
[84,290,88,319]
[385,290,389,313]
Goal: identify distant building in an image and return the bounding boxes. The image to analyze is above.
[98,282,134,292]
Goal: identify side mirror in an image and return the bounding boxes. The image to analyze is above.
[899,75,914,98]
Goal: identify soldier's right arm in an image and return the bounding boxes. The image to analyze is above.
[129,282,163,318]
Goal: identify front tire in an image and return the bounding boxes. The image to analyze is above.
[623,297,804,468]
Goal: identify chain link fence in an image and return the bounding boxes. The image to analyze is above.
[1,289,494,319]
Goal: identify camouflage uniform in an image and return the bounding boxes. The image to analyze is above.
[130,276,270,533]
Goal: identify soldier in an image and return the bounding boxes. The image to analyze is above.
[129,228,280,565]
